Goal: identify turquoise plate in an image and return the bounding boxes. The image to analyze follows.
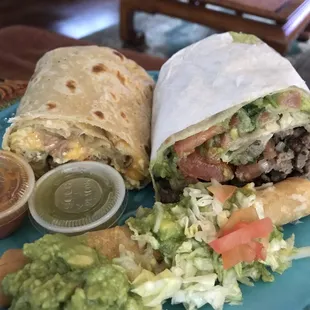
[1,71,310,310]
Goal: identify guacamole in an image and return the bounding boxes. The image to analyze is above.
[2,234,146,310]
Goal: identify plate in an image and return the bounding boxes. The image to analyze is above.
[0,71,310,310]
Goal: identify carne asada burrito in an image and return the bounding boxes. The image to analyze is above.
[2,46,154,188]
[150,32,310,202]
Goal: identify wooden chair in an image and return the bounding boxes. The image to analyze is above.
[120,0,310,54]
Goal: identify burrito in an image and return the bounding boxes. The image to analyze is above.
[150,32,310,202]
[2,46,154,188]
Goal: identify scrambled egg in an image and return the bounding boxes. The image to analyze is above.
[62,141,86,162]
[10,128,44,152]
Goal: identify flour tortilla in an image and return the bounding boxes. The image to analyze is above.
[255,177,310,226]
[2,46,154,188]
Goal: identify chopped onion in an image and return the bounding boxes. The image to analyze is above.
[276,141,286,152]
[153,203,164,233]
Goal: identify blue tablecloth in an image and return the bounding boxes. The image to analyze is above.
[1,71,310,310]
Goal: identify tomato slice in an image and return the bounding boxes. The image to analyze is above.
[277,91,301,109]
[209,217,273,254]
[208,184,237,204]
[257,237,269,261]
[212,217,272,269]
[221,221,249,236]
[219,207,259,236]
[253,241,267,261]
[174,126,225,157]
[220,133,232,148]
[222,243,256,270]
[222,240,266,269]
[229,114,239,127]
[178,150,234,182]
[257,111,271,127]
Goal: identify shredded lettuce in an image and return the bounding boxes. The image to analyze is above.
[126,183,302,310]
[172,285,228,310]
[113,244,158,282]
[264,228,296,273]
[172,240,214,277]
[125,295,162,310]
[222,269,242,304]
[132,269,182,308]
[113,245,144,281]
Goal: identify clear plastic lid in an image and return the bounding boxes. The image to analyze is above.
[0,150,35,224]
[29,162,127,234]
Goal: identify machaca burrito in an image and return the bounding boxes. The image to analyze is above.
[1,178,310,310]
[150,32,310,202]
[2,46,154,188]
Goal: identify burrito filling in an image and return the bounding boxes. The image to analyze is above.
[7,122,144,186]
[153,88,310,202]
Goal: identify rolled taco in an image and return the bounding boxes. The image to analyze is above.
[150,32,310,202]
[2,46,154,188]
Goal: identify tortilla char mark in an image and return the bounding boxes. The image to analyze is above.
[92,63,108,73]
[93,111,105,120]
[117,71,126,85]
[46,102,57,110]
[66,80,76,93]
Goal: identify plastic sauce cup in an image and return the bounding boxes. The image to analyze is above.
[29,161,127,235]
[0,151,35,239]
